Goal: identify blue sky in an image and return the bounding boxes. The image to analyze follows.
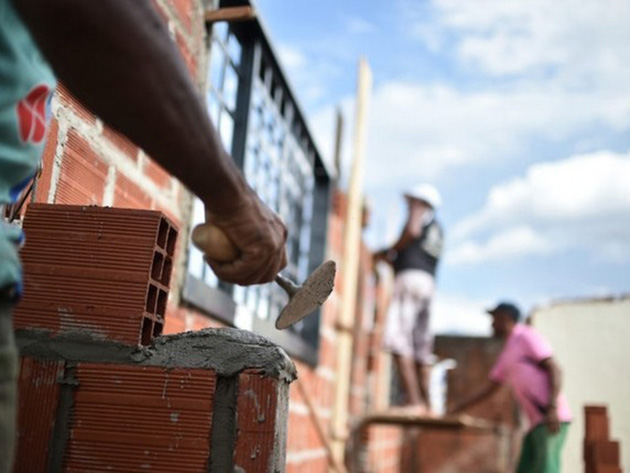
[255,0,630,334]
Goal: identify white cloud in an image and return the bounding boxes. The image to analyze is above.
[414,0,630,88]
[289,0,630,194]
[367,0,630,191]
[365,80,628,189]
[431,293,492,336]
[309,78,630,195]
[447,225,553,265]
[449,150,630,264]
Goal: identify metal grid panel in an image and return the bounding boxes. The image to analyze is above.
[185,19,329,356]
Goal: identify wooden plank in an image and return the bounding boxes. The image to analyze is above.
[359,412,494,430]
[331,58,373,461]
[204,6,255,23]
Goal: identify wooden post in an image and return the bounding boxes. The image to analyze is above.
[333,108,344,187]
[204,6,256,23]
[330,57,372,467]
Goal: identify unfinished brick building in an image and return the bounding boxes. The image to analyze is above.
[10,0,521,471]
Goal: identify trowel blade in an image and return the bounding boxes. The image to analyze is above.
[275,260,336,330]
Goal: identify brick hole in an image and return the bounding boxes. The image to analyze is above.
[156,290,167,318]
[151,252,163,281]
[153,321,163,338]
[161,257,173,285]
[141,317,153,346]
[146,284,157,314]
[166,227,178,256]
[157,218,168,248]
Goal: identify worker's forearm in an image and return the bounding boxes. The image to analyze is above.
[15,0,249,215]
[547,362,562,409]
[453,391,484,413]
[451,382,499,413]
[391,228,414,252]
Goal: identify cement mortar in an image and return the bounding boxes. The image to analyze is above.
[16,327,297,381]
[146,328,296,381]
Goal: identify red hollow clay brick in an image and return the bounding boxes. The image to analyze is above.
[56,131,108,206]
[114,172,152,210]
[13,358,64,473]
[234,371,280,472]
[102,126,139,162]
[64,364,216,472]
[15,204,178,346]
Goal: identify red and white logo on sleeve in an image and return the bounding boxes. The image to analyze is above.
[16,84,51,144]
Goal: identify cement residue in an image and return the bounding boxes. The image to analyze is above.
[16,328,150,364]
[145,328,296,381]
[16,327,296,382]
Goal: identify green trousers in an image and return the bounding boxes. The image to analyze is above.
[517,422,570,473]
[0,301,17,473]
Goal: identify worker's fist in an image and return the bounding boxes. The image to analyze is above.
[544,408,560,434]
[193,190,287,285]
[373,248,395,266]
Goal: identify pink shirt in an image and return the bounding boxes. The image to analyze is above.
[490,324,572,429]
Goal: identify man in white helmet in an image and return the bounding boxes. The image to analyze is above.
[374,184,444,414]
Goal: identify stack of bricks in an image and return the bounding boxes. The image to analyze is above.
[14,204,177,346]
[584,406,623,473]
[14,330,295,472]
[13,204,295,472]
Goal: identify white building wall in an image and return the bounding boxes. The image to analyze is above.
[532,296,630,473]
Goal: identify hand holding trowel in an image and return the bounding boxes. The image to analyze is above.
[192,223,336,330]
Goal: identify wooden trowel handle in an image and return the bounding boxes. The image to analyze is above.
[191,224,240,263]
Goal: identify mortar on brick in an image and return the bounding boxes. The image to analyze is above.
[17,327,297,380]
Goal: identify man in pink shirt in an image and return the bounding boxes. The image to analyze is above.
[450,302,571,473]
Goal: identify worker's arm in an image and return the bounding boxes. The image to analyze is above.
[374,203,427,264]
[448,380,501,415]
[14,0,286,285]
[539,357,562,433]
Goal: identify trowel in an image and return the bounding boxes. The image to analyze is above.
[191,224,336,330]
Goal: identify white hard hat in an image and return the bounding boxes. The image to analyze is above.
[404,184,442,209]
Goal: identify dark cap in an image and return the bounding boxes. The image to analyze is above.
[486,301,521,322]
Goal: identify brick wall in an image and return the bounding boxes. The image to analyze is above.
[407,336,521,473]
[32,0,210,337]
